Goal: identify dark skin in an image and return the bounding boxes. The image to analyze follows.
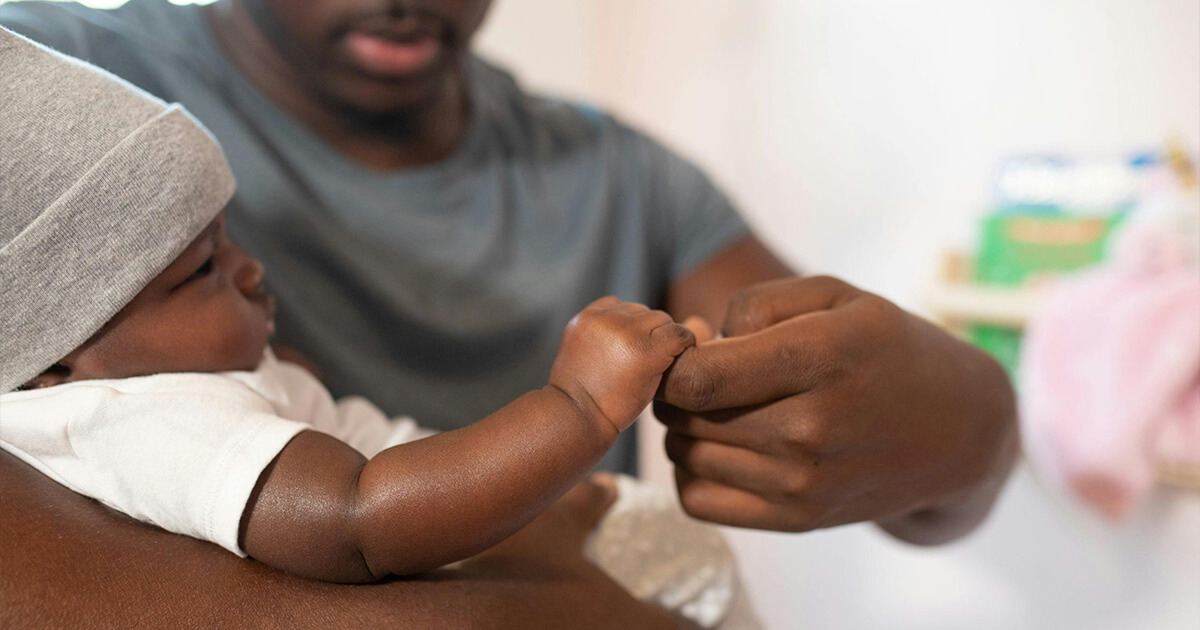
[32,214,696,582]
[202,0,1019,545]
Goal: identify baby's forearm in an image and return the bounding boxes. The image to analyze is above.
[242,386,616,582]
[353,385,616,577]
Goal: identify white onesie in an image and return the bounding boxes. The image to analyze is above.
[0,350,430,555]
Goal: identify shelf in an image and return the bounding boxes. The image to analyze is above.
[922,282,1039,328]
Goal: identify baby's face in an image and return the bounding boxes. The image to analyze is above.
[60,213,275,381]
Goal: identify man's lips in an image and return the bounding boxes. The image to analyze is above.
[344,29,442,78]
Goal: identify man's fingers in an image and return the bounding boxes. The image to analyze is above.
[674,469,818,532]
[665,432,817,501]
[658,313,846,412]
[723,275,859,337]
[655,394,851,456]
[655,399,809,455]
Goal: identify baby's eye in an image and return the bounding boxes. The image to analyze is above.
[188,257,214,280]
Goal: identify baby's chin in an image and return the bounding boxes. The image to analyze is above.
[236,342,273,372]
[210,339,272,374]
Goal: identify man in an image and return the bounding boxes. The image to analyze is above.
[0,0,1016,604]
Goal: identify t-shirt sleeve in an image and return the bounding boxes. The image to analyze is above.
[0,1,185,100]
[621,126,752,281]
[0,376,307,557]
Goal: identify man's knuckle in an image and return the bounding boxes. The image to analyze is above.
[877,298,910,335]
[779,471,813,498]
[727,288,770,330]
[803,338,849,383]
[823,353,852,383]
[808,275,849,293]
[727,286,753,309]
[777,418,824,451]
[770,338,805,368]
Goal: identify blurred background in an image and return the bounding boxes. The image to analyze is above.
[20,0,1200,628]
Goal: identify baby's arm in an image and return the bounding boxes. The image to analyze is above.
[240,298,695,582]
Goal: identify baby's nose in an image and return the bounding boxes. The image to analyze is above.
[234,250,266,295]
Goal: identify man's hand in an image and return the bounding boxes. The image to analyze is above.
[550,297,696,433]
[656,276,1018,545]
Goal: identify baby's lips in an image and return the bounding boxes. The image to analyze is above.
[258,294,277,334]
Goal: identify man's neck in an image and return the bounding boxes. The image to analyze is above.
[204,2,468,171]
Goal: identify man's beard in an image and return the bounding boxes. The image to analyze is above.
[320,67,463,142]
[238,0,465,142]
[330,98,422,139]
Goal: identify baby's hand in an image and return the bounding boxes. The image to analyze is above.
[549,297,696,434]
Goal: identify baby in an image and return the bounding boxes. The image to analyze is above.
[0,28,755,628]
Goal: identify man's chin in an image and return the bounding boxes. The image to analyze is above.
[322,71,453,124]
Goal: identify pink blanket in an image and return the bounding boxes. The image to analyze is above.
[1019,212,1200,519]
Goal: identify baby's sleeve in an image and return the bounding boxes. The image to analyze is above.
[265,358,437,459]
[0,375,307,557]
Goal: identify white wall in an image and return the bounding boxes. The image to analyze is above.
[477,2,1200,629]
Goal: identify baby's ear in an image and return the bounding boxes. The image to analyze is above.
[20,364,72,390]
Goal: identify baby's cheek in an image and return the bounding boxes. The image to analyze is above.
[203,308,265,371]
[232,315,270,368]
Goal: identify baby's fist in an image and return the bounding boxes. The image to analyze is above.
[550,297,696,434]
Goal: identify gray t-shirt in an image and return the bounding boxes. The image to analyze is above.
[1,0,749,472]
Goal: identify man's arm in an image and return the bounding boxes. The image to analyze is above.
[0,450,679,630]
[662,235,1019,545]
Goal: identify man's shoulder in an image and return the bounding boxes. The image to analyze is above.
[0,0,207,73]
[469,56,665,166]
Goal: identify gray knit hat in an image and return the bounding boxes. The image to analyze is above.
[0,27,235,392]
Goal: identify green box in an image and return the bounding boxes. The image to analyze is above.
[970,211,1125,373]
